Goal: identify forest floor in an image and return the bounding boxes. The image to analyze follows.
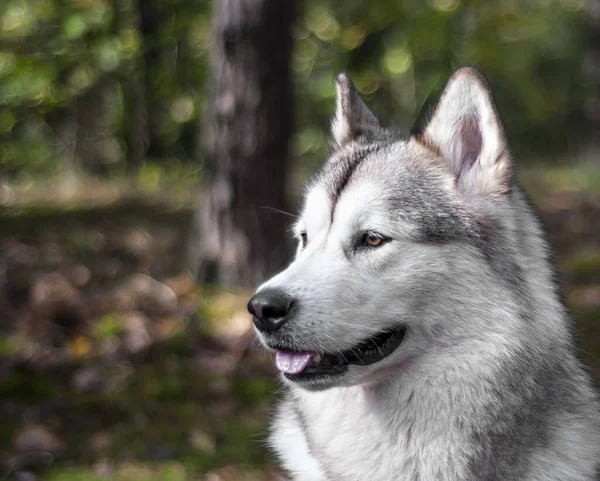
[0,162,599,481]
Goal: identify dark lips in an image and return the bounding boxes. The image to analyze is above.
[283,326,406,381]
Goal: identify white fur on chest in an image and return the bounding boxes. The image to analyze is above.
[271,382,472,481]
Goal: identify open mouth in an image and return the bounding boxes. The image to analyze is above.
[274,326,406,381]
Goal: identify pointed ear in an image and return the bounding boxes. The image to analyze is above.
[331,73,382,147]
[419,68,512,196]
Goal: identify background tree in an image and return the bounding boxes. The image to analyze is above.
[187,0,295,286]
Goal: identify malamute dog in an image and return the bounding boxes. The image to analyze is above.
[247,68,600,480]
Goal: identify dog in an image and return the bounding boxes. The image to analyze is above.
[247,67,600,480]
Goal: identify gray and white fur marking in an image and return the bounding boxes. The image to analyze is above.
[252,68,600,481]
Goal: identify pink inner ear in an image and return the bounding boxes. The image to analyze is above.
[457,114,482,178]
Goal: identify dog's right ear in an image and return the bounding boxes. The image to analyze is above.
[331,73,382,147]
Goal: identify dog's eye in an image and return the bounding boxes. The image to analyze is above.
[300,232,308,248]
[362,232,385,247]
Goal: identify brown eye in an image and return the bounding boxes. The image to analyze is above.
[300,232,308,248]
[362,232,384,247]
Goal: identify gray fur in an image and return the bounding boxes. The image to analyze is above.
[330,73,385,147]
[252,68,600,480]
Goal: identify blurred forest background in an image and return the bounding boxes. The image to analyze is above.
[1,0,599,480]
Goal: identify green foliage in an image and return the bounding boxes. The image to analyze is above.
[46,468,105,481]
[0,368,55,400]
[95,313,125,339]
[292,0,590,172]
[0,0,211,176]
[0,0,594,177]
[563,248,600,283]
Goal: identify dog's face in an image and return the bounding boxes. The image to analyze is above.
[249,68,515,391]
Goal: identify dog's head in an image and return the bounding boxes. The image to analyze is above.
[249,68,522,391]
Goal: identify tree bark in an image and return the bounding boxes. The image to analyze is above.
[74,80,111,176]
[187,0,295,286]
[121,0,149,174]
[137,0,166,160]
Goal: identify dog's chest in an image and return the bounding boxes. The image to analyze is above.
[273,388,431,481]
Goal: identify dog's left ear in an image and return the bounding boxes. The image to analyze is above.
[419,68,512,196]
[331,73,382,147]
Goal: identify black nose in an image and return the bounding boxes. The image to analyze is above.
[247,289,293,333]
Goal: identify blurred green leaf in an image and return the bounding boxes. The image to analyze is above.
[63,13,88,40]
[95,314,125,340]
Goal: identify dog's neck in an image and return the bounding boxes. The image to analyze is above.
[284,332,571,481]
[286,360,485,480]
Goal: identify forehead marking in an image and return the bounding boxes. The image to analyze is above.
[327,143,384,222]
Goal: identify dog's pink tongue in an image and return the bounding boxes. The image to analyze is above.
[275,351,312,374]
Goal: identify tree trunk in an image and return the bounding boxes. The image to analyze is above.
[74,80,112,176]
[125,70,148,174]
[121,0,149,174]
[187,0,295,286]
